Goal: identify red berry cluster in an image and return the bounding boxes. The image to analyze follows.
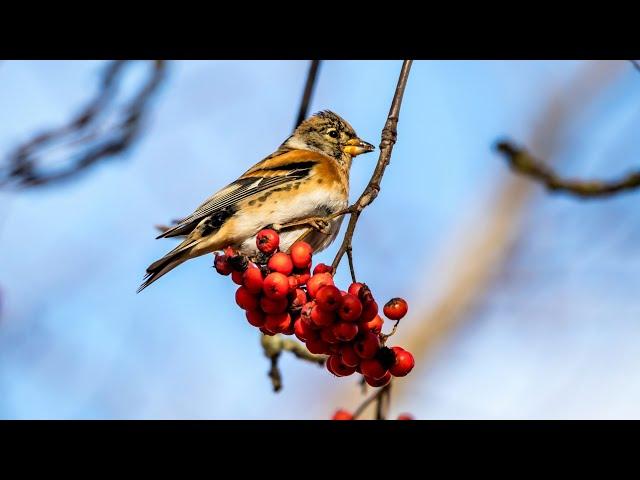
[214,229,415,387]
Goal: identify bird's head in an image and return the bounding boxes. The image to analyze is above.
[283,110,375,167]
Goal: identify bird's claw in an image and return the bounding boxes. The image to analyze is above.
[272,217,332,235]
[308,218,331,235]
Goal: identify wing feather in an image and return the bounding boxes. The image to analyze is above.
[156,167,311,239]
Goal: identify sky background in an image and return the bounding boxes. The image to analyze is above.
[1,60,639,419]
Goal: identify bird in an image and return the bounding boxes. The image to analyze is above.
[137,110,375,293]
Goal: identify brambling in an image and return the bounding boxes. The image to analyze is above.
[138,110,375,292]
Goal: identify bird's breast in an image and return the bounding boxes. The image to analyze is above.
[233,178,348,255]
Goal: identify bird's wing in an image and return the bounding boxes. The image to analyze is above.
[156,156,318,239]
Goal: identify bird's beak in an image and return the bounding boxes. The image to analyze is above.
[343,138,375,157]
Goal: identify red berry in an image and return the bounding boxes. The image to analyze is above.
[348,282,365,297]
[331,409,353,420]
[321,327,339,344]
[231,269,244,285]
[289,241,313,269]
[383,297,408,321]
[340,345,361,368]
[305,338,330,355]
[262,272,289,299]
[354,332,381,359]
[389,347,415,377]
[243,266,264,294]
[397,413,414,420]
[265,312,291,334]
[338,294,363,322]
[288,276,299,292]
[260,326,275,336]
[267,252,294,276]
[360,314,384,334]
[224,246,236,257]
[289,288,307,311]
[332,322,359,342]
[300,301,315,323]
[310,305,336,327]
[256,229,279,255]
[361,299,379,323]
[260,296,288,314]
[315,285,343,312]
[360,358,388,380]
[282,321,295,336]
[214,254,232,275]
[293,321,306,341]
[327,355,357,377]
[245,309,266,327]
[292,267,311,286]
[235,286,259,310]
[365,371,391,387]
[313,263,334,275]
[307,273,335,298]
[294,318,313,341]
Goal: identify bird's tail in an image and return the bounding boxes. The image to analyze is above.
[137,239,197,293]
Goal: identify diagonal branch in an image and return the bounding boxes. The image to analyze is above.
[497,140,640,198]
[331,60,413,277]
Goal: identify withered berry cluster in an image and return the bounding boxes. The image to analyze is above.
[214,229,415,387]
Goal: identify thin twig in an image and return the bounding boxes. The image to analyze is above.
[294,60,321,129]
[352,381,392,419]
[261,334,326,392]
[331,60,413,275]
[630,60,640,73]
[346,247,356,283]
[497,141,640,198]
[374,383,392,420]
[385,60,625,409]
[380,319,401,342]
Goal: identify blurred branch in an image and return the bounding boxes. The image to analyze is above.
[327,60,626,415]
[260,334,326,392]
[351,381,391,420]
[0,60,167,189]
[294,60,321,129]
[631,60,640,73]
[497,141,640,198]
[331,60,413,281]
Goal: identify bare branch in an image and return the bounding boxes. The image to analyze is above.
[260,334,326,392]
[631,60,640,73]
[294,60,321,129]
[497,140,640,198]
[352,381,392,420]
[331,60,413,276]
[1,60,167,189]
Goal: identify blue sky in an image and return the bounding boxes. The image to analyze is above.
[1,60,639,419]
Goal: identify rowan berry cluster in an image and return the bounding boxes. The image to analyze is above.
[214,228,414,387]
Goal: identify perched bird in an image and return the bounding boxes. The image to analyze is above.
[138,110,375,292]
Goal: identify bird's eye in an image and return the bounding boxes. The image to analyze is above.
[327,129,339,139]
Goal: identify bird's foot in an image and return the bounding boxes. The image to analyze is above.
[272,216,332,235]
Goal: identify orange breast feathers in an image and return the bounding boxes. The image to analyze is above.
[241,149,348,195]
